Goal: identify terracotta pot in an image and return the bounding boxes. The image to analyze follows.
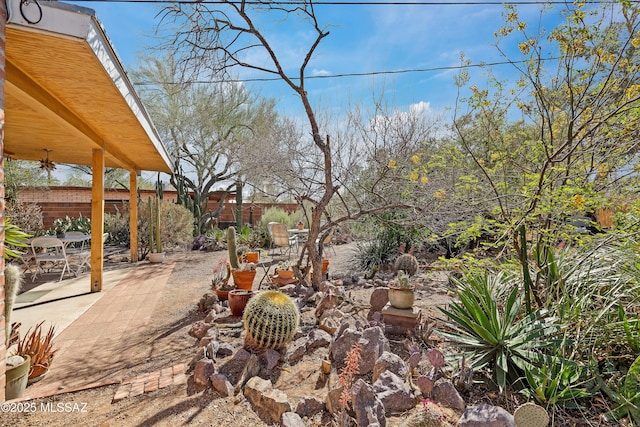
[215,289,230,301]
[277,269,294,280]
[244,252,259,263]
[228,289,254,317]
[232,269,256,291]
[388,286,415,309]
[6,355,30,400]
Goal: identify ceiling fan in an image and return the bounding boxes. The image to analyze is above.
[39,149,56,172]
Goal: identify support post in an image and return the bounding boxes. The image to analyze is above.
[129,172,138,262]
[90,148,105,292]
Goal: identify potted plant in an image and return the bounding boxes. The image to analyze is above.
[242,250,259,264]
[4,221,32,399]
[275,260,295,280]
[227,226,256,290]
[148,197,165,263]
[388,270,415,309]
[228,289,254,317]
[211,259,233,301]
[5,264,31,400]
[15,321,57,384]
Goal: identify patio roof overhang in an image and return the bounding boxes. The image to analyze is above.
[4,0,172,173]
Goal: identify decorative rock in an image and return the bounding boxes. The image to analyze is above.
[360,326,390,374]
[233,348,252,361]
[216,343,235,358]
[281,412,306,427]
[279,284,297,295]
[325,386,344,415]
[287,339,307,364]
[352,379,386,427]
[431,380,465,412]
[193,358,216,387]
[372,351,409,383]
[198,335,216,348]
[369,287,389,312]
[210,373,234,397]
[189,321,212,339]
[319,281,338,294]
[329,327,360,369]
[244,377,292,423]
[315,291,339,318]
[319,309,348,335]
[372,371,416,415]
[295,396,326,417]
[307,329,333,351]
[204,341,220,358]
[457,403,516,427]
[262,348,282,370]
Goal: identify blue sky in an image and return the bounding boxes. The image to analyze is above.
[68,1,559,118]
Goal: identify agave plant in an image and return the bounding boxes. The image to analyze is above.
[439,271,561,393]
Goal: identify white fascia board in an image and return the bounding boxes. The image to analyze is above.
[86,17,174,173]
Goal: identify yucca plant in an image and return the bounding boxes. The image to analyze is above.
[439,271,561,393]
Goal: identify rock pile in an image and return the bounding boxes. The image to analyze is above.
[187,278,545,427]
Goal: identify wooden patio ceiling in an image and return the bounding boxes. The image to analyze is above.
[4,0,172,173]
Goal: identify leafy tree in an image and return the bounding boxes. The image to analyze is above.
[132,55,279,235]
[422,2,640,309]
[5,160,56,201]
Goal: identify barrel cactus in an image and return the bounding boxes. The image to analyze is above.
[243,290,300,351]
[395,253,419,276]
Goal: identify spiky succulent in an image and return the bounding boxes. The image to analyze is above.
[395,253,419,276]
[243,290,300,351]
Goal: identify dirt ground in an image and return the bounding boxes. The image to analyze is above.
[2,243,454,427]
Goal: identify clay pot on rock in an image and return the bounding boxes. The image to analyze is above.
[388,285,415,309]
[232,270,256,291]
[228,289,254,317]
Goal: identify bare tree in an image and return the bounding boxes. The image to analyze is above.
[158,1,437,287]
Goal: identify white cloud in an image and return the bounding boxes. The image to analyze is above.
[312,69,332,76]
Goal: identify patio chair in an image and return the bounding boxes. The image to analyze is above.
[68,232,110,275]
[268,222,298,258]
[30,236,72,282]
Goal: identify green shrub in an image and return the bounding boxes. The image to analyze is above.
[107,199,194,259]
[104,205,131,246]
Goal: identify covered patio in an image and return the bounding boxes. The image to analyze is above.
[4,0,173,292]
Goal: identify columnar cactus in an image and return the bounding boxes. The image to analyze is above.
[243,290,300,351]
[513,402,549,427]
[5,264,23,346]
[227,226,240,269]
[395,253,419,276]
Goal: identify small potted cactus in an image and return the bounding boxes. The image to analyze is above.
[388,270,415,309]
[227,226,256,290]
